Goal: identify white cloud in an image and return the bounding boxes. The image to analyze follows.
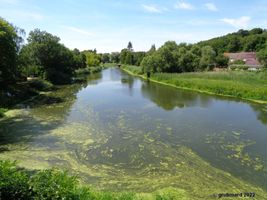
[221,16,251,28]
[61,26,94,37]
[142,4,162,13]
[175,1,195,10]
[204,3,218,11]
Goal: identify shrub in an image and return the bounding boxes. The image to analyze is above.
[0,160,32,199]
[229,65,249,70]
[29,169,79,199]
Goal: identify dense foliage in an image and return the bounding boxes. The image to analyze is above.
[18,29,87,84]
[118,29,267,74]
[198,28,267,54]
[1,17,101,86]
[0,17,24,85]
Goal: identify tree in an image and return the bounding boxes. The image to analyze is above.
[120,49,133,65]
[148,44,156,55]
[110,52,120,63]
[127,41,133,51]
[72,48,86,69]
[141,52,164,75]
[101,53,110,63]
[257,46,267,67]
[156,41,179,72]
[215,54,229,68]
[133,52,146,66]
[83,50,101,67]
[18,44,43,77]
[0,18,24,84]
[200,46,216,70]
[25,29,76,84]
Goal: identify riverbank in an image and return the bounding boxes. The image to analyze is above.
[0,66,105,118]
[121,65,267,104]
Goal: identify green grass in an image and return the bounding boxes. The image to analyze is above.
[122,65,143,75]
[102,63,118,68]
[75,66,103,75]
[121,65,267,104]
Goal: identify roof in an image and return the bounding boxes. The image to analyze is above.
[224,52,261,67]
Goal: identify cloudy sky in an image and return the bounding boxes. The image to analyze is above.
[1,0,267,52]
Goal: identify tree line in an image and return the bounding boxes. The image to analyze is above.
[101,28,267,74]
[0,17,102,86]
[2,16,267,88]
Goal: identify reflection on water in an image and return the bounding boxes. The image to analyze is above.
[1,67,267,198]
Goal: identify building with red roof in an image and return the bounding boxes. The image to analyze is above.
[224,52,262,70]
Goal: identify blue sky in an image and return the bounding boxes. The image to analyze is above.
[1,0,267,53]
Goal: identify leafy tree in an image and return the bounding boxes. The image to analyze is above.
[200,46,216,70]
[249,28,263,35]
[120,49,133,65]
[257,46,267,67]
[18,43,43,77]
[101,53,110,63]
[227,36,241,52]
[215,54,229,68]
[125,51,133,65]
[133,51,146,66]
[198,28,267,54]
[0,18,24,84]
[72,48,86,69]
[110,52,120,63]
[25,29,76,84]
[83,50,101,67]
[156,41,179,72]
[141,52,164,75]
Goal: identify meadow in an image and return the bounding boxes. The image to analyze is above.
[121,65,267,104]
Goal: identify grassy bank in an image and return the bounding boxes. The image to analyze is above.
[121,65,267,104]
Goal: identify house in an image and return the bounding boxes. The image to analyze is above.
[224,52,262,71]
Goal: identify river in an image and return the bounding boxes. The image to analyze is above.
[1,67,267,198]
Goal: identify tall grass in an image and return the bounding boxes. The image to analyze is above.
[121,65,267,103]
[122,65,143,75]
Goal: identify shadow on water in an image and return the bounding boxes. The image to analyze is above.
[0,73,102,147]
[141,81,213,110]
[0,115,59,146]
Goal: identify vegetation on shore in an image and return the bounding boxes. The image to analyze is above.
[121,65,267,104]
[0,17,105,112]
[0,160,189,200]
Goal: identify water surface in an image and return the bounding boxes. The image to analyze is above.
[1,68,267,198]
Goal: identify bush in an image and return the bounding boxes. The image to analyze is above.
[30,169,79,199]
[229,65,249,70]
[0,161,137,200]
[0,160,32,199]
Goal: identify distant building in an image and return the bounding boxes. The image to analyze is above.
[224,52,262,71]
